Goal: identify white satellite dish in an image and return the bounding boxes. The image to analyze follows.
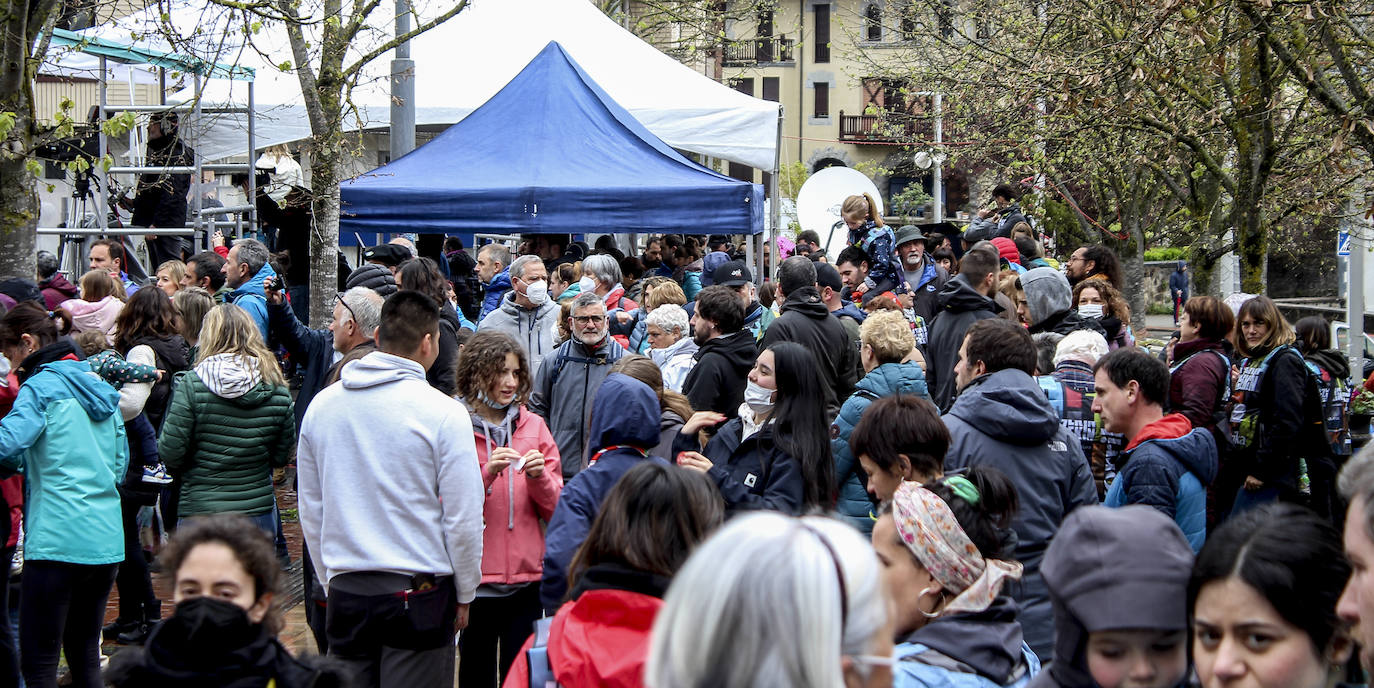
[795,167,884,259]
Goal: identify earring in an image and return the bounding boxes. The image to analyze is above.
[917,587,940,619]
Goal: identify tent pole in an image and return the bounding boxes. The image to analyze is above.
[767,106,783,283]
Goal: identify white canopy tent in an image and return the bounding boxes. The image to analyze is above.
[47,0,781,170]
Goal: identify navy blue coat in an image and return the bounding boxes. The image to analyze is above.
[267,299,332,430]
[539,373,667,611]
[673,417,805,516]
[1104,415,1217,552]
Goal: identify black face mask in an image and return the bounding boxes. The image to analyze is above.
[166,596,259,650]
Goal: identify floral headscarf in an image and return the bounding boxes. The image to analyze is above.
[891,479,1023,616]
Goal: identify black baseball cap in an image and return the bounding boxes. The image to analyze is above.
[713,260,752,287]
[362,243,410,267]
[815,262,843,292]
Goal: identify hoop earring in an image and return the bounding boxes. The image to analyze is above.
[917,587,940,619]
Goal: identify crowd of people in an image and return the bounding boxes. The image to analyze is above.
[0,187,1369,688]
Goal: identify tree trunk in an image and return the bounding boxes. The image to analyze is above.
[1,0,58,281]
[307,125,342,329]
[1123,217,1146,336]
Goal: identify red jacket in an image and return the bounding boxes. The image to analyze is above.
[474,406,562,584]
[503,588,662,688]
[0,372,21,548]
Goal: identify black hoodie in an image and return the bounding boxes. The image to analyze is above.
[760,286,857,418]
[683,330,757,419]
[928,275,1001,411]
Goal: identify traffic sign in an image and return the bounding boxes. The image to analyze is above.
[1338,230,1352,257]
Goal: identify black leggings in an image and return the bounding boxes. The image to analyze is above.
[458,584,544,688]
[20,561,117,688]
[115,499,157,618]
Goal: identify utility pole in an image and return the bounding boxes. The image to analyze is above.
[390,0,416,161]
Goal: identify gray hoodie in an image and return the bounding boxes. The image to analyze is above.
[1029,505,1194,688]
[478,291,560,374]
[296,351,484,601]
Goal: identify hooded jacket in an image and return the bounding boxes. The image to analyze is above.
[158,354,296,517]
[229,262,278,342]
[1103,414,1217,551]
[760,286,857,418]
[1029,505,1194,688]
[1021,267,1106,339]
[40,273,78,311]
[742,301,777,341]
[469,404,563,586]
[61,295,125,344]
[480,267,512,322]
[683,330,756,419]
[507,563,668,688]
[0,354,126,565]
[896,596,1041,688]
[671,408,807,516]
[928,275,1001,411]
[832,362,930,534]
[529,335,627,479]
[1168,264,1189,301]
[902,253,950,324]
[540,374,668,610]
[647,336,698,393]
[944,369,1098,661]
[479,291,560,374]
[297,351,484,601]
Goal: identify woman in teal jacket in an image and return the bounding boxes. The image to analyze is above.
[831,310,931,533]
[0,302,127,688]
[158,304,295,534]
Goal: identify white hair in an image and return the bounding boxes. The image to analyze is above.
[582,254,621,286]
[1053,329,1110,367]
[646,303,689,337]
[646,513,887,688]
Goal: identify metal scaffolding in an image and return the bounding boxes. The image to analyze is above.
[39,28,258,282]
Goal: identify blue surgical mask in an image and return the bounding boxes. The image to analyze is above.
[475,389,511,410]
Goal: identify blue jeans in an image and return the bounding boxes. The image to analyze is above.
[179,511,275,537]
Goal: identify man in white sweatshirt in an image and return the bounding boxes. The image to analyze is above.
[297,290,483,688]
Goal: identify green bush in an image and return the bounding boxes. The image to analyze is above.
[1146,302,1174,315]
[1145,247,1187,261]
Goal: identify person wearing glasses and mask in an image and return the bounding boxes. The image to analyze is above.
[529,292,626,481]
[479,255,560,374]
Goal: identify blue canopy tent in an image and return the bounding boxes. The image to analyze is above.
[339,41,764,238]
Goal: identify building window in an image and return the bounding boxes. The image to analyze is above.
[814,83,829,118]
[900,3,917,40]
[865,4,882,42]
[814,3,831,63]
[729,77,755,97]
[763,77,780,102]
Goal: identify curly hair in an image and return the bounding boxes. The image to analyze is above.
[114,286,180,354]
[1072,278,1131,322]
[860,310,914,364]
[454,330,532,407]
[158,514,284,634]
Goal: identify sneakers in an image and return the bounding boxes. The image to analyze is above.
[141,463,173,486]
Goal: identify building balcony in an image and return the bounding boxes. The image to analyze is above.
[837,111,929,143]
[722,36,794,66]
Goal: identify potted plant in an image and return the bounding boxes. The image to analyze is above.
[1352,387,1374,437]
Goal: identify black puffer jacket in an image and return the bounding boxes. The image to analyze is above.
[759,286,856,418]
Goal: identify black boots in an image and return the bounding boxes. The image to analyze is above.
[112,599,161,645]
[101,617,139,642]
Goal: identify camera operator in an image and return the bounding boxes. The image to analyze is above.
[133,113,193,268]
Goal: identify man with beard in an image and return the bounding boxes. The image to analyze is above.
[894,225,949,323]
[530,292,626,479]
[682,285,756,418]
[1065,243,1125,289]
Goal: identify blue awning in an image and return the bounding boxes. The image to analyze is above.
[340,41,764,236]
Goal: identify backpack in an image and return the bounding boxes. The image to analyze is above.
[1302,359,1352,458]
[547,340,622,390]
[527,616,559,688]
[1169,348,1234,452]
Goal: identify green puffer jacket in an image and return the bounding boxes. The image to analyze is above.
[158,356,296,517]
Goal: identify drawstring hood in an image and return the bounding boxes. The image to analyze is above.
[467,400,521,529]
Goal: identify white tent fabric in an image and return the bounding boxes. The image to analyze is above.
[47,0,780,169]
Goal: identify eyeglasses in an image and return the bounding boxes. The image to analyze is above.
[572,315,606,325]
[336,292,357,324]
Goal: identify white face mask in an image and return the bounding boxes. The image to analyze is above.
[577,276,597,293]
[744,379,776,414]
[1077,304,1104,319]
[522,279,549,306]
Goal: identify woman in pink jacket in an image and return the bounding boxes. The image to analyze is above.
[455,330,563,688]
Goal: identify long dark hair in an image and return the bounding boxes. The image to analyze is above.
[767,342,837,510]
[114,286,180,354]
[567,462,723,597]
[1189,503,1348,654]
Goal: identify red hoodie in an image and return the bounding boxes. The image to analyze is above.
[503,588,661,688]
[0,372,21,548]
